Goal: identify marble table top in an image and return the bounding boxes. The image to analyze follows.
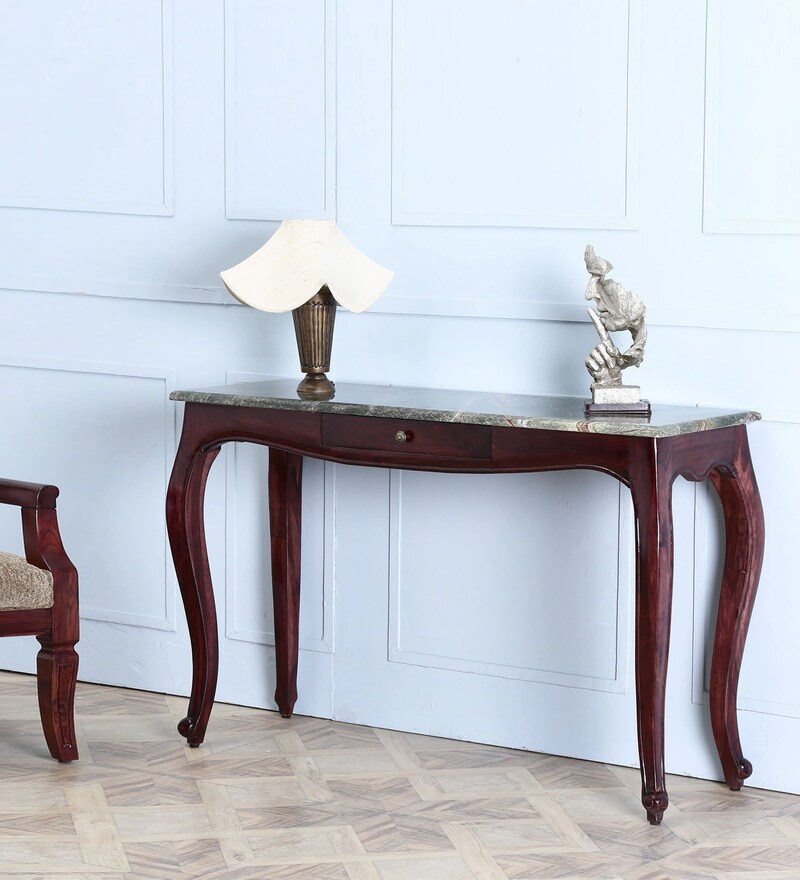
[171,379,760,438]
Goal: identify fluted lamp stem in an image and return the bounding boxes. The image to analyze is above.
[293,286,337,400]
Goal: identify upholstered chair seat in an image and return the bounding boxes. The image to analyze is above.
[0,551,54,611]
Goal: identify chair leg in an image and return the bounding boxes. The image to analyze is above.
[36,637,79,762]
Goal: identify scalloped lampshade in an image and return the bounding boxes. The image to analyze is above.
[221,220,395,399]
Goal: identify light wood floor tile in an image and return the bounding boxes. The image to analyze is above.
[375,856,475,880]
[0,670,798,878]
[66,782,130,871]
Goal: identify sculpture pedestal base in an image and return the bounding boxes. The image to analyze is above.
[591,384,642,404]
[585,400,652,417]
[586,383,651,417]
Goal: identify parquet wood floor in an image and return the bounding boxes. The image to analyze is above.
[0,671,798,879]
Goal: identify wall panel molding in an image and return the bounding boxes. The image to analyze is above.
[0,0,174,216]
[224,0,336,220]
[223,371,334,653]
[0,355,177,630]
[387,471,633,692]
[391,0,640,229]
[703,0,800,234]
[9,276,800,335]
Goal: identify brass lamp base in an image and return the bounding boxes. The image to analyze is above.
[297,373,336,400]
[293,286,337,401]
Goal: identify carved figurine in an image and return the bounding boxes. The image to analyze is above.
[583,245,650,415]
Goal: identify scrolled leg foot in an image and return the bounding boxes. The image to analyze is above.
[727,758,753,791]
[177,715,205,748]
[643,790,669,825]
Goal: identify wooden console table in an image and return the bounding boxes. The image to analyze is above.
[166,380,763,824]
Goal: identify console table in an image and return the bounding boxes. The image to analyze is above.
[166,380,763,824]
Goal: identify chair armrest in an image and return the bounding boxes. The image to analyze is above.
[0,479,59,509]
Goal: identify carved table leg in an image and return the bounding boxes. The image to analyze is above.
[268,448,303,718]
[630,439,674,824]
[708,426,764,791]
[167,432,221,748]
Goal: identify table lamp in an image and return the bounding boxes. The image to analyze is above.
[221,220,395,399]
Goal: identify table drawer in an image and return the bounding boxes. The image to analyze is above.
[321,414,492,459]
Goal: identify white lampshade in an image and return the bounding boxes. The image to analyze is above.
[220,220,395,313]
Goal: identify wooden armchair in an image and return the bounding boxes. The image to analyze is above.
[0,478,79,761]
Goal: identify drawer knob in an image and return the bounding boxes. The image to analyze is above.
[395,430,411,444]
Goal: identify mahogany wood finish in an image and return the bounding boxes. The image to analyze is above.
[268,449,303,717]
[0,478,79,762]
[167,403,763,823]
[0,478,59,509]
[322,413,493,459]
[708,430,764,793]
[628,439,674,825]
[165,423,222,748]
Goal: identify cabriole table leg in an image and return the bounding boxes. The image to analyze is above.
[167,433,221,748]
[708,426,764,790]
[629,438,675,825]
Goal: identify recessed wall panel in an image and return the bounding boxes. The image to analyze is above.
[392,0,639,228]
[223,371,333,653]
[0,0,173,215]
[226,446,333,652]
[390,470,630,690]
[0,360,173,629]
[225,0,335,219]
[704,0,800,233]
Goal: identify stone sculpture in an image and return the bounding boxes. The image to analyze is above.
[583,245,650,415]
